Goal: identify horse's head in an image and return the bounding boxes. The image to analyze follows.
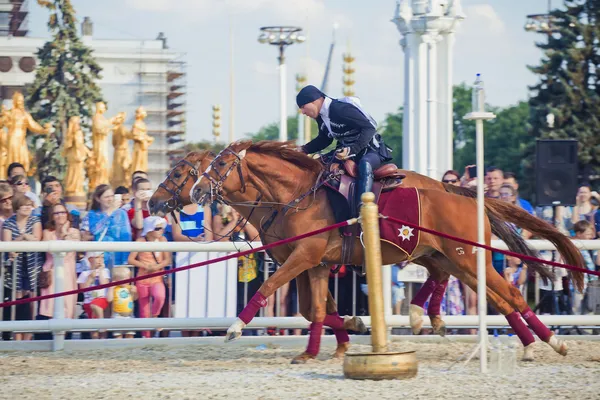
[148,150,214,216]
[191,140,253,205]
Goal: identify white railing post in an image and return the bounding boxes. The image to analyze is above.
[52,251,66,351]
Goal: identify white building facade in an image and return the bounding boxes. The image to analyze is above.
[392,0,464,179]
[0,20,186,185]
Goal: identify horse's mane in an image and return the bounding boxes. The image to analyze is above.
[247,140,323,175]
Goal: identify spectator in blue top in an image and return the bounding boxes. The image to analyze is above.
[81,184,132,268]
[503,172,534,215]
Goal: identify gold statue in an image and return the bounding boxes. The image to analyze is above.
[90,102,115,189]
[63,116,91,196]
[0,105,9,180]
[110,112,132,188]
[5,92,52,174]
[131,107,154,173]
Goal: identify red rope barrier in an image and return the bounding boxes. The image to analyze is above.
[0,219,354,309]
[382,215,600,278]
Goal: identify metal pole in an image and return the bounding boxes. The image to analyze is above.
[352,269,357,316]
[229,17,235,143]
[334,272,339,304]
[475,118,487,372]
[297,110,304,146]
[52,252,66,351]
[278,47,288,142]
[360,192,387,353]
[11,256,16,326]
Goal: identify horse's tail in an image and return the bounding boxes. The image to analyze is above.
[485,198,586,292]
[442,183,557,287]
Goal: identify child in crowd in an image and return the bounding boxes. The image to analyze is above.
[77,251,110,339]
[127,216,171,338]
[107,266,137,339]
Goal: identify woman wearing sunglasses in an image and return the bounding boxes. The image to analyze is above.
[0,182,14,231]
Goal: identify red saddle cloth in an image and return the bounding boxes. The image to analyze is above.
[377,187,421,258]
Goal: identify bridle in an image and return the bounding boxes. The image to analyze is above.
[198,147,247,203]
[158,159,199,212]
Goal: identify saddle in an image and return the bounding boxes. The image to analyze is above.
[321,159,406,273]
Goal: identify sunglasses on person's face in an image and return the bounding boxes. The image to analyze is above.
[53,211,68,216]
[443,179,458,184]
[14,181,28,186]
[499,192,514,198]
[0,196,12,204]
[154,226,165,231]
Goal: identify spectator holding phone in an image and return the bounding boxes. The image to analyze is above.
[128,178,153,239]
[40,176,80,229]
[115,186,131,210]
[80,184,131,267]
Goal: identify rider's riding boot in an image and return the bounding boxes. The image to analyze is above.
[355,160,374,215]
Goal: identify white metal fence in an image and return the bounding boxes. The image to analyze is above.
[1,239,599,351]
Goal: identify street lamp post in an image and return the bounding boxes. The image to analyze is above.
[258,26,305,142]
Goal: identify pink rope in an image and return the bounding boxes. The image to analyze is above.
[382,215,600,278]
[0,220,352,309]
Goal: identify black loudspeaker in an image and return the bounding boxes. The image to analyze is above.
[535,139,578,206]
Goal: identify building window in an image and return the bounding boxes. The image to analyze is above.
[0,56,12,72]
[19,57,35,73]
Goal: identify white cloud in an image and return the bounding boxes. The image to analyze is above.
[125,0,327,21]
[463,4,506,34]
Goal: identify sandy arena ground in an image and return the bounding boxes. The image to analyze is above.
[1,340,599,399]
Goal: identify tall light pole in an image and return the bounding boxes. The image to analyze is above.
[258,26,305,142]
[296,74,307,145]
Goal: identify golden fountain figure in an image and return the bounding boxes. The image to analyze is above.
[5,92,52,174]
[131,107,154,173]
[63,116,91,198]
[91,102,115,189]
[110,112,132,188]
[0,105,9,180]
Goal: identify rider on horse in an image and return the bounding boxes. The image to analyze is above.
[296,85,392,210]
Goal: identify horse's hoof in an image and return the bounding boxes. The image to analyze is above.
[522,344,535,362]
[224,318,246,343]
[430,315,446,337]
[409,304,424,335]
[225,330,241,342]
[344,316,367,334]
[291,352,316,364]
[332,342,350,359]
[548,335,568,356]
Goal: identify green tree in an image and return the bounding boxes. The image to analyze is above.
[247,115,318,142]
[26,0,104,180]
[183,141,226,154]
[380,107,403,167]
[527,1,600,184]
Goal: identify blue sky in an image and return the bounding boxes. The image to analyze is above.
[29,1,553,143]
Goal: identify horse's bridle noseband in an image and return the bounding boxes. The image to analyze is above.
[200,147,247,203]
[158,159,199,212]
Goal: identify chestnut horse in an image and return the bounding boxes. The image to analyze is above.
[149,142,584,363]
